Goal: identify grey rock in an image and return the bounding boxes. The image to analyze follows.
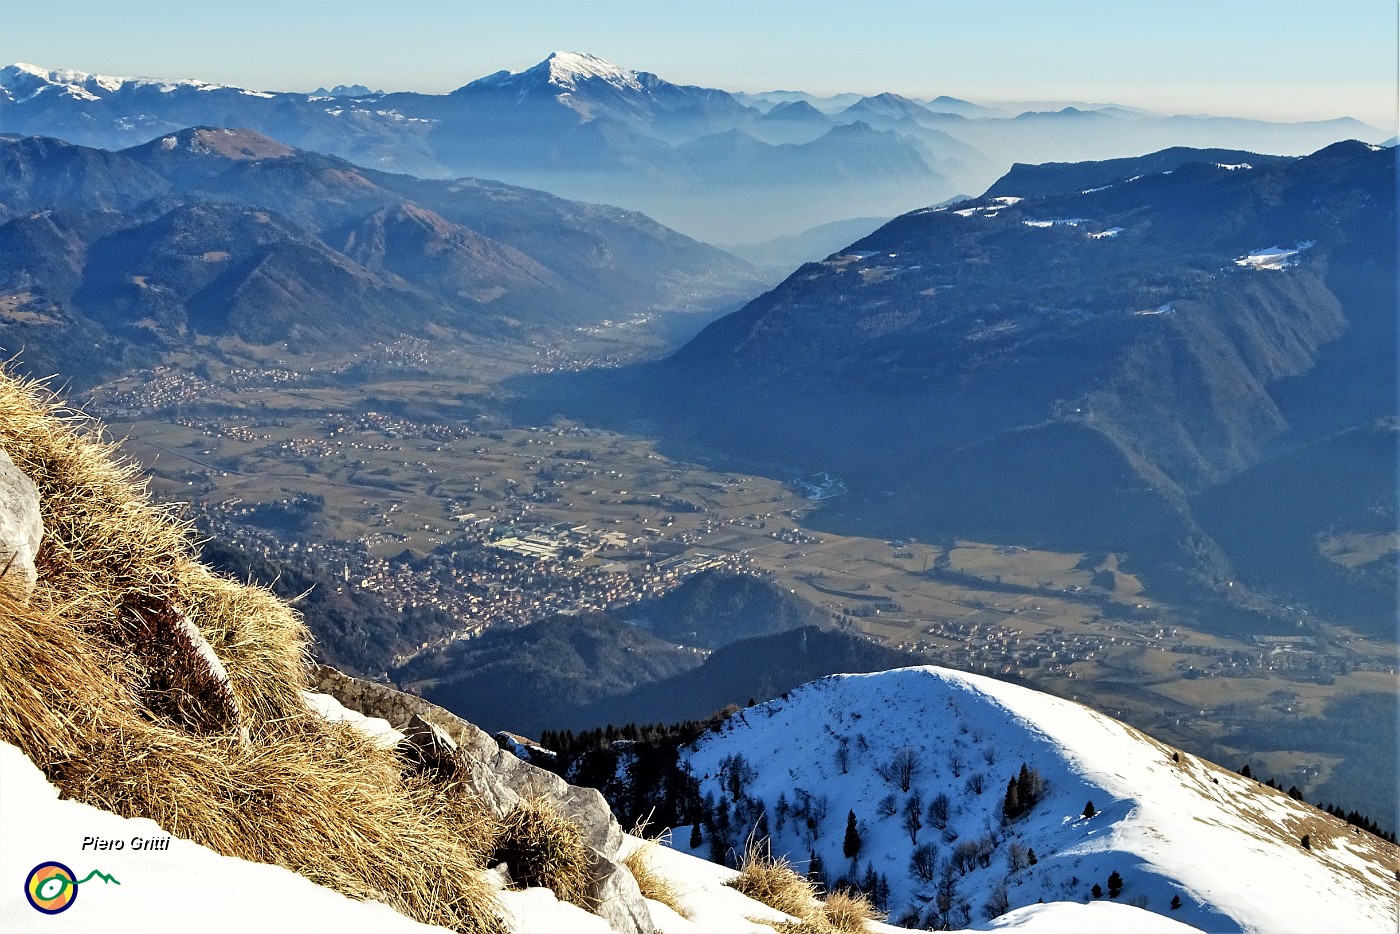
[313,665,649,934]
[588,848,653,934]
[0,446,42,594]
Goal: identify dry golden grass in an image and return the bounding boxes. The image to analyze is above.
[822,889,883,933]
[727,839,883,934]
[490,797,595,909]
[0,370,537,932]
[727,839,826,923]
[623,827,690,919]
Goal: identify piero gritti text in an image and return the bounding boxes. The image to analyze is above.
[81,834,171,852]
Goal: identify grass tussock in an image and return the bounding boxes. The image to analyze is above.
[491,798,595,909]
[0,370,544,933]
[727,839,826,922]
[727,840,882,934]
[821,889,883,933]
[623,826,689,919]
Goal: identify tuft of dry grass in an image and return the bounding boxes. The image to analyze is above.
[0,369,535,933]
[822,889,883,933]
[727,839,883,934]
[623,825,690,919]
[726,839,826,922]
[491,797,596,910]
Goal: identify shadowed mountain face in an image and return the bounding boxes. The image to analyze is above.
[523,143,1396,632]
[0,128,762,382]
[390,571,842,736]
[5,56,1387,242]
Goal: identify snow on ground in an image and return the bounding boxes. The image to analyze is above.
[620,835,795,933]
[644,830,1202,934]
[975,900,1200,932]
[1087,227,1124,239]
[302,690,405,749]
[1022,218,1087,227]
[953,200,1019,218]
[1214,163,1252,170]
[496,885,615,933]
[0,742,445,933]
[677,667,1397,933]
[1234,241,1315,270]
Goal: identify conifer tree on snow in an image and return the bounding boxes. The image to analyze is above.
[843,809,862,859]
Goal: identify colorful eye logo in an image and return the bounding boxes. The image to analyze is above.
[25,862,78,914]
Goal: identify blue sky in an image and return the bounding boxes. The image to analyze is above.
[3,0,1396,128]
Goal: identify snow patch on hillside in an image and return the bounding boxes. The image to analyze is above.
[303,690,404,749]
[1234,241,1315,270]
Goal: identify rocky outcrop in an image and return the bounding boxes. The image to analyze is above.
[313,665,651,934]
[0,446,42,594]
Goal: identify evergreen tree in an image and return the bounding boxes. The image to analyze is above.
[689,822,703,850]
[808,850,826,886]
[1171,895,1182,910]
[1091,883,1103,899]
[843,810,862,859]
[1027,847,1037,866]
[1301,834,1311,850]
[1107,870,1123,898]
[1239,763,1253,779]
[1002,778,1021,821]
[1083,800,1096,819]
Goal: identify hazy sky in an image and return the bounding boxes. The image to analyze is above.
[4,0,1396,129]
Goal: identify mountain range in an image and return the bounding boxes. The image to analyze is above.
[532,141,1397,634]
[0,127,759,385]
[2,56,1387,242]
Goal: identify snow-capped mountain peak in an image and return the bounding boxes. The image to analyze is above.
[540,50,644,91]
[464,51,649,110]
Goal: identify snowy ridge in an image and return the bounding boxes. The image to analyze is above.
[673,667,1397,933]
[0,62,275,102]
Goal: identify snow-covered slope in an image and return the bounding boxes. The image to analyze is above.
[0,733,1208,934]
[673,667,1398,932]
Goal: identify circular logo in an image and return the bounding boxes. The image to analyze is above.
[25,862,78,914]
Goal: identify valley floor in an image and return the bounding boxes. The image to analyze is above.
[82,332,1398,832]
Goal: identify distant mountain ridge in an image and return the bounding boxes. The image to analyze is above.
[3,55,1387,241]
[0,127,761,384]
